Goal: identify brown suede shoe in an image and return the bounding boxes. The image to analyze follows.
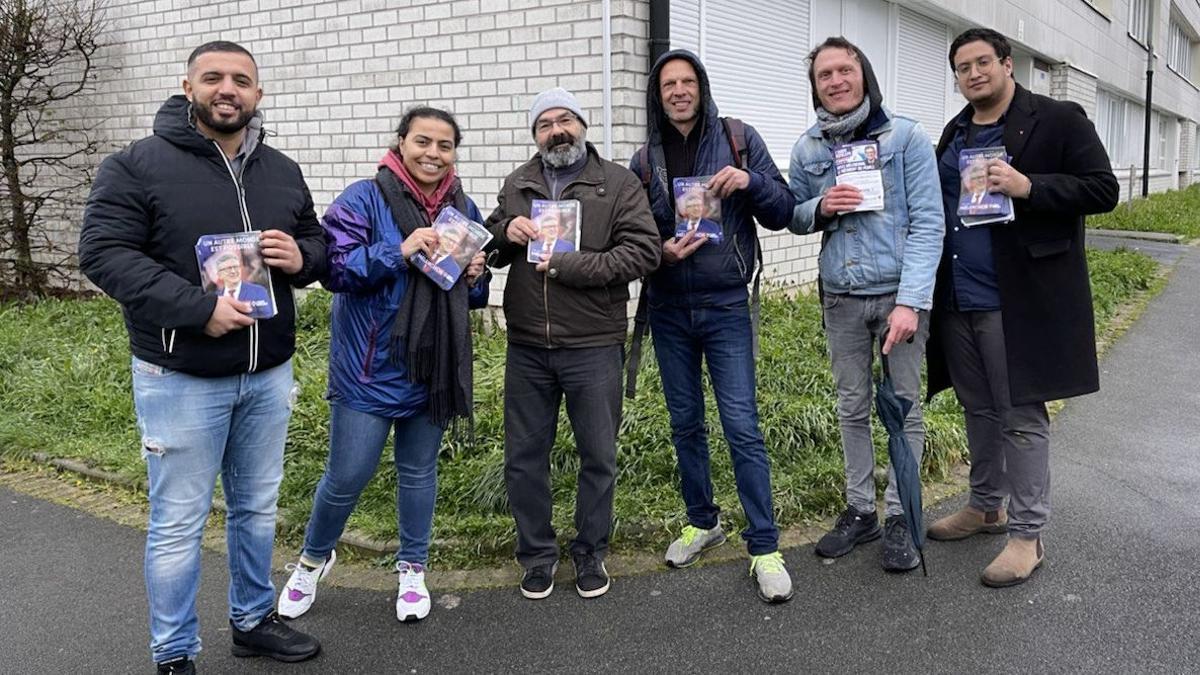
[981,536,1044,588]
[926,506,1007,541]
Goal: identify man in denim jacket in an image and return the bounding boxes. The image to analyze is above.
[788,37,944,573]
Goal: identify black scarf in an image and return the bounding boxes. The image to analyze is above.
[374,167,473,428]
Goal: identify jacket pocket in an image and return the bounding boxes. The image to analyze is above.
[1026,238,1071,259]
[361,319,380,379]
[803,160,834,196]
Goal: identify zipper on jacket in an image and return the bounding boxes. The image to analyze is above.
[213,140,260,373]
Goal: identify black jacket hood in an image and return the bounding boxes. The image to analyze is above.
[646,49,719,145]
[154,94,264,157]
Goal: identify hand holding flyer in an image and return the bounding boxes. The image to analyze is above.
[411,206,493,291]
[195,231,277,320]
[527,199,580,263]
[832,141,884,213]
[957,146,1015,227]
[672,176,723,244]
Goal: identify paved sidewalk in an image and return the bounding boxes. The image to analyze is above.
[3,245,1198,673]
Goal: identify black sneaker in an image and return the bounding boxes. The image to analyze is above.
[230,611,321,662]
[815,507,881,558]
[520,561,558,600]
[572,553,611,599]
[881,515,922,572]
[156,657,195,674]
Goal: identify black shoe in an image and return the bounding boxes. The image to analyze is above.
[572,553,611,599]
[815,507,881,558]
[881,515,922,572]
[520,561,558,600]
[156,657,195,675]
[230,611,321,663]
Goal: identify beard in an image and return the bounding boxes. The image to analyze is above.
[540,131,587,168]
[193,97,256,135]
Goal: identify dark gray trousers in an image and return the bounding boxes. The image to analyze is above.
[939,309,1050,537]
[503,342,622,567]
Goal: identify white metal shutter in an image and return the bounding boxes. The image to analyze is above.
[695,0,812,168]
[892,6,948,138]
[670,0,701,53]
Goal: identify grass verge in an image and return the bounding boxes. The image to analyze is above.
[0,247,1162,568]
[1088,183,1200,241]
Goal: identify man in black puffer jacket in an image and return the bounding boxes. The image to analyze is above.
[78,41,324,673]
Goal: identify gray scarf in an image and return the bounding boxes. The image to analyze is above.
[815,98,871,145]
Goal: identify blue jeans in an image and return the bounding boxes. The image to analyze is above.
[649,301,779,555]
[132,357,295,664]
[302,403,445,564]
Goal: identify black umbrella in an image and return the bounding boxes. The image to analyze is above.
[875,347,928,576]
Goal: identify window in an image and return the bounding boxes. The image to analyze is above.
[1128,0,1150,44]
[1167,16,1195,80]
[1095,90,1147,169]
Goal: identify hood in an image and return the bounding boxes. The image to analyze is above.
[153,94,265,158]
[807,41,885,119]
[646,49,719,145]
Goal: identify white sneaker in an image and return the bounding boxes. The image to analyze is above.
[278,550,337,619]
[396,561,431,622]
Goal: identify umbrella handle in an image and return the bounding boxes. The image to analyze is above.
[877,333,893,381]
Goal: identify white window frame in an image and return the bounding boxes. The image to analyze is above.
[1167,15,1195,81]
[1128,0,1150,45]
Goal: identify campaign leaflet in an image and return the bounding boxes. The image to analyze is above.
[411,206,493,291]
[195,231,277,319]
[672,176,723,244]
[832,140,884,212]
[527,199,581,264]
[958,146,1015,227]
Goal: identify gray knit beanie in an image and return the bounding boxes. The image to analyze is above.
[528,87,588,135]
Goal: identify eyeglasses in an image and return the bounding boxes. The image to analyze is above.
[218,264,239,273]
[954,56,998,76]
[535,113,578,134]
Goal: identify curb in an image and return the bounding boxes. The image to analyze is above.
[1088,228,1186,243]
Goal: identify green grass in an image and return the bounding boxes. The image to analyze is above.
[1088,183,1200,241]
[0,247,1162,567]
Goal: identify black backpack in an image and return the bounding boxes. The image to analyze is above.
[624,117,765,399]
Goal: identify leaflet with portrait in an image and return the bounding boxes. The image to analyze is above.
[672,176,723,244]
[195,231,277,320]
[411,206,493,291]
[833,140,885,212]
[957,146,1015,227]
[527,199,581,264]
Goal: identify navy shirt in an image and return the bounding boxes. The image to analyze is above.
[938,116,1005,311]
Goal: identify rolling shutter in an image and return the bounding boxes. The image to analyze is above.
[892,6,949,138]
[670,0,811,168]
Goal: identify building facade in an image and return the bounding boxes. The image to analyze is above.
[38,0,1200,295]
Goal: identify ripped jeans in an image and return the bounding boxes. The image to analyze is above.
[131,356,295,664]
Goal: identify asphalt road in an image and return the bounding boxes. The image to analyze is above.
[3,243,1198,674]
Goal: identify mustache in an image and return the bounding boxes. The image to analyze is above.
[548,132,576,147]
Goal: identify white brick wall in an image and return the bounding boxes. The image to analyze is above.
[54,0,663,302]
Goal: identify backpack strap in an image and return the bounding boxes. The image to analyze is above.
[626,143,655,398]
[722,117,748,170]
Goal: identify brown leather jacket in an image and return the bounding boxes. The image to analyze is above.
[486,144,661,348]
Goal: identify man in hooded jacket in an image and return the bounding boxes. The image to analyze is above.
[788,37,944,573]
[79,41,325,672]
[629,50,795,603]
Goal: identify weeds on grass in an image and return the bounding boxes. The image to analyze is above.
[0,246,1161,567]
[1088,184,1200,241]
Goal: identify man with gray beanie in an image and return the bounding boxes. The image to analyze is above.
[486,87,659,600]
[788,37,943,573]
